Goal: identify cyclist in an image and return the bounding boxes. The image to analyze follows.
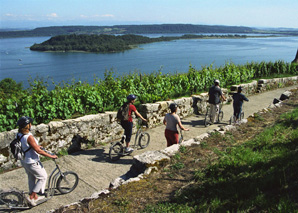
[208,79,226,124]
[232,86,249,122]
[17,116,58,206]
[120,94,147,152]
[163,103,189,147]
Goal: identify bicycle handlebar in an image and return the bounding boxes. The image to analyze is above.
[41,147,56,156]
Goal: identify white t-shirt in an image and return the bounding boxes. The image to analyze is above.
[164,113,180,132]
[18,132,40,164]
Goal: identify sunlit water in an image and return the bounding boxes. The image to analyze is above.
[0,35,297,89]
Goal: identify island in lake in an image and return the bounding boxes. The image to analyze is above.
[30,34,249,53]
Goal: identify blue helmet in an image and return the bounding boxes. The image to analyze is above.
[127,94,136,100]
[17,116,33,128]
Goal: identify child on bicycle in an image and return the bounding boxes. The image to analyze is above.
[232,86,249,122]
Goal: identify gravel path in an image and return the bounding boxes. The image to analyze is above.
[0,85,296,212]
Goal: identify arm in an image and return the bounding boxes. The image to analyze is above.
[135,110,147,122]
[221,94,226,101]
[163,117,167,126]
[244,95,249,102]
[218,87,226,101]
[178,121,189,131]
[27,135,58,159]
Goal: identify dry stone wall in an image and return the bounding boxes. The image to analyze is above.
[1,76,298,170]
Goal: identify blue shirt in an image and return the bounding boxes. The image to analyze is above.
[232,92,249,107]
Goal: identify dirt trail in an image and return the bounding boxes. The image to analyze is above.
[0,85,296,213]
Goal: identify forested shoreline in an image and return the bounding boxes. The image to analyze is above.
[1,24,298,38]
[29,34,249,53]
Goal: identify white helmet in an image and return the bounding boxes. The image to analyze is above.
[214,79,220,84]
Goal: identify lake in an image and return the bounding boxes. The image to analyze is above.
[0,35,297,89]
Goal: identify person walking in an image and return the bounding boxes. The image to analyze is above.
[208,79,226,123]
[163,103,189,147]
[232,86,249,122]
[120,94,147,152]
[17,116,58,206]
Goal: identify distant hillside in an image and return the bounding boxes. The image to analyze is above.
[0,24,257,38]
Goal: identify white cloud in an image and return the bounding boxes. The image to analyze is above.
[5,13,15,17]
[101,14,114,18]
[47,13,58,18]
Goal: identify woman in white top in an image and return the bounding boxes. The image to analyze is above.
[17,116,58,206]
[163,103,189,147]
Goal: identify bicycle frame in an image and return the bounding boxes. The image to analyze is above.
[46,159,63,198]
[0,158,77,209]
[132,119,147,149]
[179,129,184,144]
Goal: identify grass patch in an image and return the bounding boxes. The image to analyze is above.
[149,107,298,212]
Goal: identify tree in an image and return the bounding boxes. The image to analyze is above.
[0,78,23,97]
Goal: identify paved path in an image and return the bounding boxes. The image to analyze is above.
[0,85,296,212]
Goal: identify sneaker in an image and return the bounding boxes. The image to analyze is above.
[35,195,45,203]
[125,147,134,152]
[25,196,37,207]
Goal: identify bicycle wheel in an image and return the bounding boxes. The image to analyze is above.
[57,171,79,194]
[204,108,210,127]
[217,111,224,123]
[138,132,150,149]
[109,142,123,161]
[240,111,244,120]
[0,191,24,207]
[229,115,236,125]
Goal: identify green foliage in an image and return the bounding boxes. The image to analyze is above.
[0,60,297,132]
[0,78,23,97]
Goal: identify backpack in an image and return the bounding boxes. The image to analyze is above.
[116,103,130,121]
[10,134,31,160]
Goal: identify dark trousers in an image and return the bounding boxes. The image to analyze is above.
[120,120,133,143]
[233,104,242,119]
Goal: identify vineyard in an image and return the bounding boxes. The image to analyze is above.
[0,60,297,132]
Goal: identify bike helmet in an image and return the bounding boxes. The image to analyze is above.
[127,94,136,100]
[17,116,33,128]
[169,103,178,111]
[214,79,220,84]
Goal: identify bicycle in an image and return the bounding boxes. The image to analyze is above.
[109,119,150,161]
[204,102,224,127]
[178,129,184,144]
[229,104,245,125]
[0,151,79,210]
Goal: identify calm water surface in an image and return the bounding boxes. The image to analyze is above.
[0,35,297,88]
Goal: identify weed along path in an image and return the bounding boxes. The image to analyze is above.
[0,85,297,213]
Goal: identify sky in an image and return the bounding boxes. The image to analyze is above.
[1,0,298,29]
